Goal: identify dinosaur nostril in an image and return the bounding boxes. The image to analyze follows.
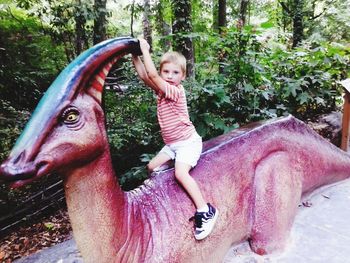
[13,151,26,164]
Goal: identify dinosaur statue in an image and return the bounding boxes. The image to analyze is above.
[1,37,350,263]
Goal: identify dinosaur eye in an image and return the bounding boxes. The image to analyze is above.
[62,108,80,124]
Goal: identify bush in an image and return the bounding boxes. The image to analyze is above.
[188,28,349,140]
[0,8,66,111]
[0,100,30,162]
[104,60,161,188]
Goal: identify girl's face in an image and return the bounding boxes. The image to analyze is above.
[160,62,185,86]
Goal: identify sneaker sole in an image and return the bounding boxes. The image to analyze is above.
[194,209,219,240]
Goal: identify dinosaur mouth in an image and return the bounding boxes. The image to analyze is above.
[0,161,50,188]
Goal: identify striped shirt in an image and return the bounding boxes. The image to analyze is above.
[157,83,196,145]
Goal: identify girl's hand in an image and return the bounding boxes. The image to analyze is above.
[138,38,150,52]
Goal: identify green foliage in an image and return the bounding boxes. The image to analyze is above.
[14,0,40,9]
[118,153,154,191]
[307,0,350,42]
[103,61,161,188]
[0,100,30,162]
[259,41,349,117]
[188,26,349,140]
[49,2,95,35]
[0,7,66,110]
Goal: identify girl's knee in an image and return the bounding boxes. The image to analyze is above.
[174,170,188,182]
[174,163,191,179]
[147,163,155,173]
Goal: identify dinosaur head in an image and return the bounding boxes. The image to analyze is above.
[0,37,141,188]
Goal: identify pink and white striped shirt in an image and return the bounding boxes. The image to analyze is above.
[157,84,196,145]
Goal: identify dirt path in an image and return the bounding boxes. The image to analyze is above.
[0,209,72,262]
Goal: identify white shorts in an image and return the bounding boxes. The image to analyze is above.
[160,133,203,167]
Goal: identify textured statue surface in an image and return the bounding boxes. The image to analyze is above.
[1,37,350,263]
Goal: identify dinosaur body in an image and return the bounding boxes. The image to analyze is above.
[1,37,350,262]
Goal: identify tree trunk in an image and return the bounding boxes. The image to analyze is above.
[143,0,153,49]
[279,0,304,47]
[292,0,304,47]
[171,0,194,77]
[280,1,289,32]
[130,0,135,36]
[218,0,227,73]
[218,0,227,34]
[155,0,171,51]
[239,0,250,26]
[93,0,107,45]
[75,0,87,55]
[212,0,218,31]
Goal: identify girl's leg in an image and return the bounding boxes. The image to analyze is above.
[174,162,207,209]
[175,161,218,241]
[147,152,172,173]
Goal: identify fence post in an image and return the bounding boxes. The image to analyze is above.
[340,79,350,152]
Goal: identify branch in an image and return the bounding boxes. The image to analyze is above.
[278,1,291,15]
[311,10,326,20]
[6,6,22,23]
[310,0,336,20]
[130,0,135,37]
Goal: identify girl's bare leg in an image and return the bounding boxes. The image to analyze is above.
[147,152,172,173]
[174,162,207,209]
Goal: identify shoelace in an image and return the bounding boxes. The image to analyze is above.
[189,212,205,228]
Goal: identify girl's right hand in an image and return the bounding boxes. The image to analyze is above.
[138,38,150,52]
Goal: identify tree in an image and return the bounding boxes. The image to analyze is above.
[239,0,250,26]
[142,0,153,48]
[154,0,171,51]
[212,0,218,31]
[278,0,339,47]
[171,0,194,77]
[218,0,227,34]
[75,0,89,54]
[279,0,304,47]
[291,0,304,47]
[218,0,227,73]
[93,0,107,44]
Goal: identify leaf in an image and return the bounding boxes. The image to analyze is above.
[202,86,215,95]
[262,91,270,100]
[295,51,307,57]
[260,21,274,29]
[196,122,208,138]
[212,118,226,131]
[297,92,310,104]
[315,97,325,105]
[139,153,153,163]
[214,87,225,98]
[223,123,239,133]
[44,222,55,230]
[244,83,254,92]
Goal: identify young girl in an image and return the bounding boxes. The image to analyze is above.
[132,38,218,240]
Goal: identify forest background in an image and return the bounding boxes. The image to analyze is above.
[0,0,349,240]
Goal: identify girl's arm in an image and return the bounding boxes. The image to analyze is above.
[138,39,168,94]
[132,55,158,90]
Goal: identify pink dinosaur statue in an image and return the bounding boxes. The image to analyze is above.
[1,37,350,263]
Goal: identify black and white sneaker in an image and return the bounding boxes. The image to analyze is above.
[191,203,219,240]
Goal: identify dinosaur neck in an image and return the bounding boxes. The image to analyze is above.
[63,151,128,263]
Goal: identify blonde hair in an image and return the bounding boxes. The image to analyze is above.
[160,51,187,75]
